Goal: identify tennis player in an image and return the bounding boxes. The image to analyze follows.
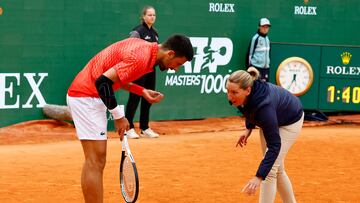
[226,67,304,203]
[67,34,193,203]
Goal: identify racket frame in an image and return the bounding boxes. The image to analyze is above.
[120,135,139,203]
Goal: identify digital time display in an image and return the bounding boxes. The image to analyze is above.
[319,79,360,111]
[327,86,360,104]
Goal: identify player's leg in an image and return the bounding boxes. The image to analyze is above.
[67,95,108,203]
[80,140,107,203]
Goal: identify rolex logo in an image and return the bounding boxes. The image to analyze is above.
[304,0,309,4]
[341,52,352,65]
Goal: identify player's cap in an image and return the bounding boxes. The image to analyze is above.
[259,18,271,27]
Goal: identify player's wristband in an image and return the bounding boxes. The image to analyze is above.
[129,84,145,96]
[109,105,125,119]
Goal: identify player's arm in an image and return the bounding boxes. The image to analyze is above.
[103,67,163,103]
[121,83,145,96]
[101,67,163,104]
[121,82,164,104]
[95,70,129,140]
[101,68,146,97]
[96,69,122,116]
[103,68,120,83]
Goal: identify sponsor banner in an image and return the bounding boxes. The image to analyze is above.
[321,47,360,79]
[209,2,235,13]
[294,0,317,16]
[164,37,233,94]
[0,73,48,109]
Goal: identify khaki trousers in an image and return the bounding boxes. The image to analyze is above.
[259,113,304,203]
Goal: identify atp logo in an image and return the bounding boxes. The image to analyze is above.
[185,37,232,74]
[165,37,233,94]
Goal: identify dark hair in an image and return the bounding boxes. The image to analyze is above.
[162,34,194,61]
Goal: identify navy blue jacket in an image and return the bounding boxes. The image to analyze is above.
[237,80,303,179]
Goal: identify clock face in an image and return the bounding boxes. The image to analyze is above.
[276,57,314,96]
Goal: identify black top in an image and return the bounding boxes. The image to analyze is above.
[237,80,303,179]
[130,22,158,43]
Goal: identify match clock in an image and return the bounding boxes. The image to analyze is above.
[327,85,360,104]
[276,57,314,96]
[319,78,360,111]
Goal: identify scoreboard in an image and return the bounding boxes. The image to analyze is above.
[271,44,360,112]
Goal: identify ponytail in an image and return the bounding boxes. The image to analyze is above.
[227,67,259,89]
[247,67,260,81]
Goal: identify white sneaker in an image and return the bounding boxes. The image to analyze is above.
[125,128,140,139]
[141,128,159,138]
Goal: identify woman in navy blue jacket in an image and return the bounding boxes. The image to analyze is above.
[226,67,304,203]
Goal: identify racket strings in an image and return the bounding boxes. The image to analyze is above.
[122,156,136,200]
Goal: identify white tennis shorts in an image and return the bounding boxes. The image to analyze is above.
[66,95,108,140]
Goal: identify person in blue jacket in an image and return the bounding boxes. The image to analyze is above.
[246,18,271,82]
[226,67,304,203]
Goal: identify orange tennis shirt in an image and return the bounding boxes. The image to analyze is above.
[67,38,158,97]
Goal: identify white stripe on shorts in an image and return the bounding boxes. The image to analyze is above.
[67,95,108,140]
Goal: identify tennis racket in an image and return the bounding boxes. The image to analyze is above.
[120,135,139,203]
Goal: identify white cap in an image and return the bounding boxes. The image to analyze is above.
[259,18,271,27]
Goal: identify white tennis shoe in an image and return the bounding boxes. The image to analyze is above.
[141,128,159,138]
[126,128,140,139]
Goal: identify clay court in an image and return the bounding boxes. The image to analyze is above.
[0,115,360,203]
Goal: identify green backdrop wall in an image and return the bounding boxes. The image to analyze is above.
[1,0,359,127]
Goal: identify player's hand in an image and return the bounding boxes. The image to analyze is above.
[236,129,252,148]
[143,89,164,104]
[241,176,262,195]
[114,117,129,141]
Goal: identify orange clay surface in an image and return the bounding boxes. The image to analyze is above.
[0,116,360,203]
